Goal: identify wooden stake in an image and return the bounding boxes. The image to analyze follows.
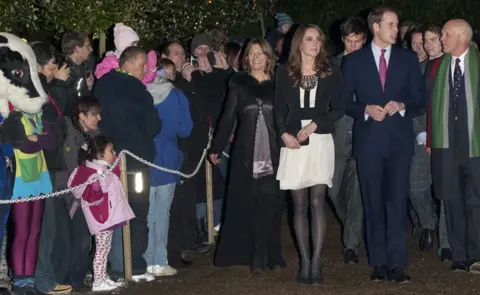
[99,31,106,58]
[120,153,133,281]
[206,130,215,244]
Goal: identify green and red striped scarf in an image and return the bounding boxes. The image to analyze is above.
[430,46,480,157]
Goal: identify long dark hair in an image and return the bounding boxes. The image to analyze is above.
[287,24,331,86]
[71,96,101,134]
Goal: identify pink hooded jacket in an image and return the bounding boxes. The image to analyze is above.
[94,23,157,84]
[68,160,135,235]
[95,50,157,85]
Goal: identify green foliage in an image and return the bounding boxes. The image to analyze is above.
[1,0,477,47]
[0,0,40,32]
[35,0,149,36]
[276,0,480,34]
[138,0,267,43]
[0,0,271,45]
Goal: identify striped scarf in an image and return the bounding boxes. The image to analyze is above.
[431,46,480,157]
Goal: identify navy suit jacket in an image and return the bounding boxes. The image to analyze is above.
[342,45,426,157]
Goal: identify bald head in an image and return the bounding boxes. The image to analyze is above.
[441,19,472,56]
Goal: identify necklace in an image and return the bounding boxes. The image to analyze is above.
[300,74,318,90]
[116,68,132,76]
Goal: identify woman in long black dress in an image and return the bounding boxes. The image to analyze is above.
[209,38,286,275]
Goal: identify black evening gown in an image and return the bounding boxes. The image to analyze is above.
[211,72,286,269]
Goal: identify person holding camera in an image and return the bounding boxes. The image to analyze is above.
[60,31,96,113]
[188,33,234,252]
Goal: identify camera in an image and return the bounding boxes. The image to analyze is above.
[207,50,216,66]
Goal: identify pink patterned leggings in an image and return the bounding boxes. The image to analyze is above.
[93,230,113,282]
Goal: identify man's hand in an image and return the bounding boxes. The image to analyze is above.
[365,105,386,121]
[54,64,70,81]
[384,101,405,116]
[182,64,196,82]
[86,73,94,90]
[27,134,38,142]
[209,154,221,165]
[213,51,229,70]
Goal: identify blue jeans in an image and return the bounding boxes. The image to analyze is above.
[143,184,176,267]
[196,199,223,227]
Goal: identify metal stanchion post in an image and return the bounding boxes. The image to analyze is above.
[120,153,133,281]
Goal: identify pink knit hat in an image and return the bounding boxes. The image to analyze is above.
[113,23,140,56]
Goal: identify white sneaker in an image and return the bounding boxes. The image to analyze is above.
[147,265,177,276]
[132,272,155,283]
[92,280,119,292]
[106,277,126,287]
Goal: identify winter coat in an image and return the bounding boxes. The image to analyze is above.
[93,69,162,170]
[68,159,135,235]
[146,77,193,186]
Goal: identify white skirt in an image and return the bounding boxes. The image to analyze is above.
[276,132,335,191]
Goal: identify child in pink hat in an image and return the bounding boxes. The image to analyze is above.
[95,23,157,84]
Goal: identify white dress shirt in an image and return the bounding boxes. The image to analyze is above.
[451,48,468,81]
[365,42,404,120]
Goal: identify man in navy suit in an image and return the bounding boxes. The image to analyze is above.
[342,7,426,282]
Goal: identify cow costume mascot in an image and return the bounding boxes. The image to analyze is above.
[0,33,53,295]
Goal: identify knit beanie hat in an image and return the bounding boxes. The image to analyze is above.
[276,13,293,29]
[190,33,213,53]
[113,23,140,56]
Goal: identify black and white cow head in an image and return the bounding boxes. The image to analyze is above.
[0,32,47,117]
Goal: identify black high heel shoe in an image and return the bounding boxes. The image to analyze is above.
[310,265,323,286]
[297,262,312,285]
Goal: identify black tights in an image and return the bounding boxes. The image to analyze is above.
[292,184,327,277]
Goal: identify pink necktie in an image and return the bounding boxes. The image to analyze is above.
[379,49,387,91]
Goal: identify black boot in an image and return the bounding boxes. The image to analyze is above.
[419,229,434,252]
[190,218,212,254]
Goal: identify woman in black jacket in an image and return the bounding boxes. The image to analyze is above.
[209,38,285,274]
[274,25,344,285]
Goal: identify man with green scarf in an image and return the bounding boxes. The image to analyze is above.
[429,19,480,274]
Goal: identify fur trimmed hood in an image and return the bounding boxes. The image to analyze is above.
[0,33,48,117]
[146,76,173,105]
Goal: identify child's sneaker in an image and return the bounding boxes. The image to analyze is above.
[92,280,118,292]
[106,277,126,287]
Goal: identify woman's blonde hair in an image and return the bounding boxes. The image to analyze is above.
[287,24,331,86]
[242,38,276,75]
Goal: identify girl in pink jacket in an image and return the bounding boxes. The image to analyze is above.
[68,136,135,292]
[95,23,157,84]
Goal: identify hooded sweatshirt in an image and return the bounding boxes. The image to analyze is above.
[94,24,157,84]
[147,77,193,186]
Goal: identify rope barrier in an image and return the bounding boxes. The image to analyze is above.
[0,147,209,204]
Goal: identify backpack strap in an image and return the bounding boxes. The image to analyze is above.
[48,95,62,118]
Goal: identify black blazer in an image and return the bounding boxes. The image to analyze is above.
[273,64,345,146]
